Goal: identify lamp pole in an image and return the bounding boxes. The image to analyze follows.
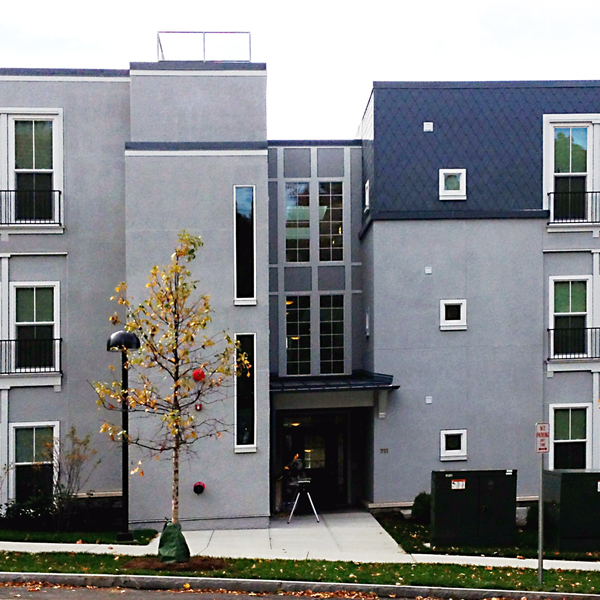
[107,330,140,543]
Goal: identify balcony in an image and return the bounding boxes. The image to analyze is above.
[548,328,600,360]
[0,190,62,225]
[0,339,62,374]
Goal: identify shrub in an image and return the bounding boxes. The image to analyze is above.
[411,491,431,524]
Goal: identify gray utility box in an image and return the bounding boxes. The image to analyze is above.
[544,470,600,551]
[431,469,517,547]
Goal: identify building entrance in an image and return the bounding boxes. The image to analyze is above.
[274,408,370,512]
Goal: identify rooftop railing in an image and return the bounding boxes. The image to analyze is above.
[0,190,62,225]
[0,339,62,374]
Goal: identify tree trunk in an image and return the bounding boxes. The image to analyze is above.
[172,438,180,524]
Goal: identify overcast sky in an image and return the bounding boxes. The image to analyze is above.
[1,0,599,139]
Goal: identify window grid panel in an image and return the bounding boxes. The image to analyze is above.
[553,280,588,357]
[286,296,311,375]
[318,182,343,262]
[553,407,587,469]
[320,294,344,374]
[15,286,56,371]
[285,183,310,263]
[553,127,588,221]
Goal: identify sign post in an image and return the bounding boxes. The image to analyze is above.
[536,422,550,586]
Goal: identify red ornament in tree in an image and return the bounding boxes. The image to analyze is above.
[192,368,205,382]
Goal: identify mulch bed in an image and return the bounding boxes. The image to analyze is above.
[122,556,228,571]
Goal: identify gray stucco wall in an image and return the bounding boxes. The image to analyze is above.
[366,218,545,503]
[0,76,130,496]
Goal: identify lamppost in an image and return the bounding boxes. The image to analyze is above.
[107,330,140,543]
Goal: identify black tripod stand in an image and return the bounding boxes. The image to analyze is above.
[288,478,320,523]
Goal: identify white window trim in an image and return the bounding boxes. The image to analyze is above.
[440,299,467,331]
[440,429,467,461]
[549,403,591,471]
[439,168,467,201]
[233,185,257,306]
[364,179,370,212]
[548,276,592,358]
[10,281,61,372]
[8,420,60,501]
[234,332,257,453]
[543,114,599,211]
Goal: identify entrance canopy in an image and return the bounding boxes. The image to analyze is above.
[270,369,398,394]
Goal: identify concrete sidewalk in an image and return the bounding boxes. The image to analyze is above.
[0,510,599,574]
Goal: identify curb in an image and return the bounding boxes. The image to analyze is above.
[0,573,597,600]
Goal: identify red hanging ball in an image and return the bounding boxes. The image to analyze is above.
[192,368,205,382]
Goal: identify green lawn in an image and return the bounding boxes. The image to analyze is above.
[374,511,600,562]
[0,552,597,594]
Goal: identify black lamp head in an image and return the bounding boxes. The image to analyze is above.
[107,330,141,352]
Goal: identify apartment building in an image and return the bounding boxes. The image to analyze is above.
[0,56,597,528]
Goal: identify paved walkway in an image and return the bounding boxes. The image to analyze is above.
[0,510,599,573]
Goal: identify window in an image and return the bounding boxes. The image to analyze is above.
[364,180,370,212]
[286,296,311,375]
[285,183,310,262]
[551,405,590,469]
[553,126,588,221]
[440,299,467,331]
[439,169,466,201]
[235,333,256,451]
[318,182,343,261]
[320,295,344,374]
[440,429,467,461]
[550,279,589,358]
[234,186,255,304]
[10,422,58,503]
[11,283,60,372]
[2,111,63,226]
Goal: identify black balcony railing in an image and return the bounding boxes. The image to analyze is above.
[0,190,62,225]
[548,191,600,223]
[0,339,62,374]
[548,328,600,359]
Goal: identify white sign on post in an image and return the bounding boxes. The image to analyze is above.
[536,422,550,454]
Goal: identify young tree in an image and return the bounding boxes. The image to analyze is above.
[94,232,245,533]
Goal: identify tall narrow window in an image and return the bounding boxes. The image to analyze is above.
[319,182,343,261]
[320,295,344,374]
[553,280,587,357]
[554,127,587,221]
[286,296,311,375]
[15,286,57,371]
[285,183,310,262]
[235,334,255,448]
[14,120,54,222]
[234,186,255,303]
[552,406,588,469]
[12,424,56,503]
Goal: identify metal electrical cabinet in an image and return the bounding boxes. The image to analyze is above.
[544,470,600,551]
[431,470,517,547]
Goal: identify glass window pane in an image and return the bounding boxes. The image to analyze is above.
[445,434,462,451]
[445,304,462,321]
[571,281,586,313]
[34,427,54,462]
[554,282,570,313]
[235,187,254,300]
[236,335,255,446]
[15,428,33,463]
[444,173,460,191]
[571,127,588,173]
[16,288,34,323]
[34,121,53,170]
[571,408,587,440]
[554,128,571,173]
[35,288,54,322]
[15,121,33,170]
[555,409,570,440]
